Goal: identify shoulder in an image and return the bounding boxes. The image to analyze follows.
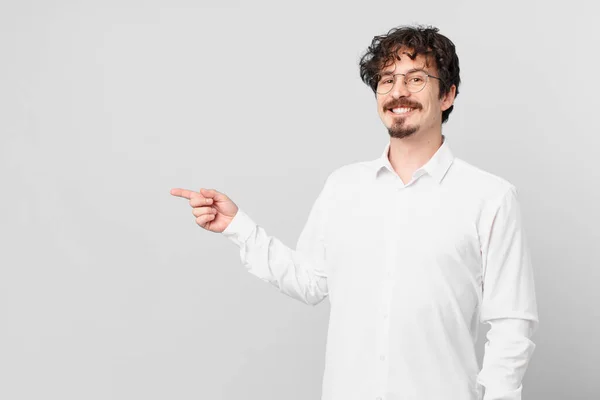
[314,160,376,205]
[448,158,517,203]
[324,160,375,187]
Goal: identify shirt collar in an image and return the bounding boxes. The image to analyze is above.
[372,135,455,184]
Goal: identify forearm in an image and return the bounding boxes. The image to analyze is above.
[222,208,328,305]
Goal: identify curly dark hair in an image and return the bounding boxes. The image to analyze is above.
[359,25,460,124]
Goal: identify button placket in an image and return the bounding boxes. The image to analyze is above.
[375,182,400,400]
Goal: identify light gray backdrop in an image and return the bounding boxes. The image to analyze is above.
[1,1,598,399]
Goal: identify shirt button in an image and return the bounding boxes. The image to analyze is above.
[380,355,386,361]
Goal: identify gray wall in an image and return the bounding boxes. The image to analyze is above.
[1,1,598,399]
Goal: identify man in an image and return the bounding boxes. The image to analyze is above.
[171,25,538,400]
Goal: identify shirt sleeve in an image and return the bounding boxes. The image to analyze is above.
[477,185,539,400]
[220,178,331,306]
[478,318,536,400]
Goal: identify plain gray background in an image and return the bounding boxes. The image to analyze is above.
[1,1,598,399]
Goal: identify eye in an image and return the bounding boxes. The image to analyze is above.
[409,76,424,83]
[376,74,394,84]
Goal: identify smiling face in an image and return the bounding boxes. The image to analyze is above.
[376,50,456,140]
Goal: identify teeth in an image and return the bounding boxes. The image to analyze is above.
[391,107,413,114]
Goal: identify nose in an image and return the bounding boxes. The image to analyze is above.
[390,76,411,99]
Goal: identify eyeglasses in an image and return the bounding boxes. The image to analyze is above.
[373,70,442,95]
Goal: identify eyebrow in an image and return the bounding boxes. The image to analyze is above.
[380,68,428,76]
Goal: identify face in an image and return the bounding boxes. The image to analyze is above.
[376,50,455,139]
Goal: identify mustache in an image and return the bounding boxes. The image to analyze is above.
[383,99,422,110]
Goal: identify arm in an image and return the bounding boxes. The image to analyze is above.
[477,186,539,400]
[221,179,331,306]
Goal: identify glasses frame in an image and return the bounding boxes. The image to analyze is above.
[373,71,442,95]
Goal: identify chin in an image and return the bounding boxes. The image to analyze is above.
[388,123,419,139]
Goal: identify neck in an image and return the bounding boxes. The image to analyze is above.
[388,131,444,183]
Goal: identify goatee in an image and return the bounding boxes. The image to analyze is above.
[388,120,419,139]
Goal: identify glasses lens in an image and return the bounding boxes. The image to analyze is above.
[376,74,394,94]
[405,71,427,93]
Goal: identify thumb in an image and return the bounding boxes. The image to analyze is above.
[199,188,225,201]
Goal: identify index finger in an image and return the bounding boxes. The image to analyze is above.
[170,188,201,200]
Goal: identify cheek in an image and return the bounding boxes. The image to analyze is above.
[426,96,442,113]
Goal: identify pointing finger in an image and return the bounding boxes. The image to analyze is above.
[170,188,199,200]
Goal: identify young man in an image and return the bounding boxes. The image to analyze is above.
[171,25,538,400]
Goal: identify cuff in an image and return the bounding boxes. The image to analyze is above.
[221,208,256,247]
[482,384,522,400]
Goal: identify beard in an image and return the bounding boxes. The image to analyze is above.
[387,117,419,139]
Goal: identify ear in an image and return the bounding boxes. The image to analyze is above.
[440,84,456,112]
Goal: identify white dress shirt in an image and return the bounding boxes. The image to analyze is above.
[221,137,539,400]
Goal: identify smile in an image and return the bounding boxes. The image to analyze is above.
[390,107,416,115]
